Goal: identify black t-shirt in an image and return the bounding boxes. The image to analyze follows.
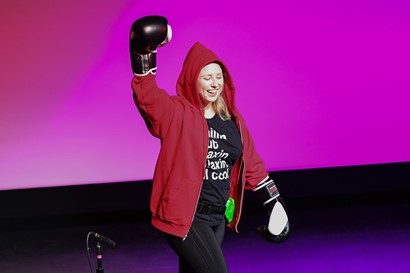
[195,114,243,225]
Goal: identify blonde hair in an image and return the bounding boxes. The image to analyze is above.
[213,95,231,120]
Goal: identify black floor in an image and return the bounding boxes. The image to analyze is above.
[1,197,409,273]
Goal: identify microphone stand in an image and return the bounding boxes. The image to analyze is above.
[87,231,116,273]
[96,242,104,273]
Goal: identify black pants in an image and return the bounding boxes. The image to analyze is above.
[164,220,229,273]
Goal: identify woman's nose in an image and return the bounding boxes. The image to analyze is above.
[210,78,218,87]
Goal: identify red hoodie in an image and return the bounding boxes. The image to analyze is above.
[132,41,268,239]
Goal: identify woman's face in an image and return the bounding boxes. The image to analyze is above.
[197,63,224,107]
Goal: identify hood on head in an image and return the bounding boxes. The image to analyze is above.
[176,41,237,116]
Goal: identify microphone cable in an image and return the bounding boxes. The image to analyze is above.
[86,231,94,273]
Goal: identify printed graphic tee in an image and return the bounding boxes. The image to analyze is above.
[195,114,243,224]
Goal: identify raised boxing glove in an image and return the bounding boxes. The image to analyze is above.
[253,176,290,243]
[129,15,172,76]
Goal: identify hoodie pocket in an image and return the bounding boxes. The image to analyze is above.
[158,180,192,223]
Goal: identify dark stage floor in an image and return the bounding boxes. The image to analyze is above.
[1,201,409,273]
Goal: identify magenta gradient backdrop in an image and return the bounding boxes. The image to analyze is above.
[1,0,409,190]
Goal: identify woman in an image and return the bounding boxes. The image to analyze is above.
[130,16,289,273]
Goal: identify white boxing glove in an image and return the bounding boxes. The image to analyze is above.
[253,176,290,243]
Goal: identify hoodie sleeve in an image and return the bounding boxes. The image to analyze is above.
[238,114,269,190]
[131,74,176,139]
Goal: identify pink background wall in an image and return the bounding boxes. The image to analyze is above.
[1,0,409,190]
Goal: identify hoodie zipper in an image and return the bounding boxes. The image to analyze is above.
[234,118,246,233]
[183,110,209,241]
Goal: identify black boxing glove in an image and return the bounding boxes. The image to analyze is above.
[253,176,290,243]
[129,15,172,76]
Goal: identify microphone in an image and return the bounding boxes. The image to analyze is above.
[89,231,117,249]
